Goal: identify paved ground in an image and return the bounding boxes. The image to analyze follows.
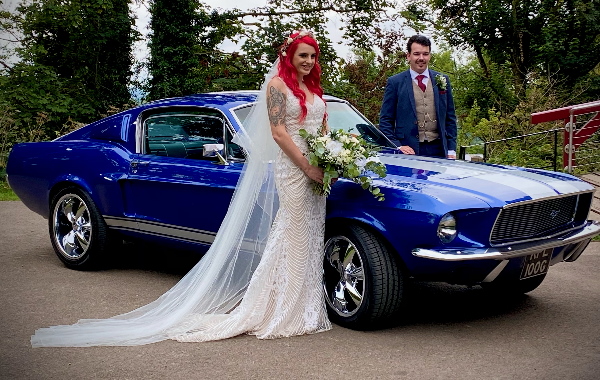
[1,201,599,380]
[580,172,600,220]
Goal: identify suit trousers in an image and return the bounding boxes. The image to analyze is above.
[419,139,445,158]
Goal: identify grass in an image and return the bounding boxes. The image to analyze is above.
[0,179,19,201]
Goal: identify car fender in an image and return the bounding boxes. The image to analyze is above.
[8,141,132,219]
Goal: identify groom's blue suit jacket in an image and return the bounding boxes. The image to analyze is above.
[379,69,458,156]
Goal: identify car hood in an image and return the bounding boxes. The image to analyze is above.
[379,154,593,207]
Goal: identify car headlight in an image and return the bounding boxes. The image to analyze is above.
[437,213,457,243]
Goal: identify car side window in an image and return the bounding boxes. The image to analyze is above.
[143,112,244,160]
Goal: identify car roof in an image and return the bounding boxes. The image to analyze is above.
[145,91,343,110]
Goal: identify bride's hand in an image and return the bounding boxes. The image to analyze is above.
[304,165,325,184]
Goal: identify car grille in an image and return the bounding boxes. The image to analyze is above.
[490,193,592,245]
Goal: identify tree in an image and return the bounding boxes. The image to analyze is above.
[16,0,139,120]
[328,28,408,123]
[0,0,139,174]
[403,0,600,96]
[147,0,243,99]
[145,0,398,98]
[0,4,20,74]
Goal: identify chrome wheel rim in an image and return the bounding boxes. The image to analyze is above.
[323,235,365,317]
[52,194,92,261]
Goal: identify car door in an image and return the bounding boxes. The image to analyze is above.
[123,107,245,246]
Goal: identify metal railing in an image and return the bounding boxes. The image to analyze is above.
[459,100,600,173]
[566,103,600,173]
[458,128,561,171]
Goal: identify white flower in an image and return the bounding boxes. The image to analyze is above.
[355,157,368,170]
[299,127,386,200]
[317,135,330,144]
[435,74,448,91]
[326,140,343,156]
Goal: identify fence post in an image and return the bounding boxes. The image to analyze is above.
[567,114,575,173]
[459,146,466,160]
[553,129,558,172]
[483,143,488,162]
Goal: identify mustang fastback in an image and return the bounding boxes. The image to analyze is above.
[7,92,600,329]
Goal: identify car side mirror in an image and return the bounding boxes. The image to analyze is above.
[203,143,229,166]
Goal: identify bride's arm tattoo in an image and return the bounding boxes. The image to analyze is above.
[267,86,286,126]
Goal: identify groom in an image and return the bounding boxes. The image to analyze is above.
[379,35,457,159]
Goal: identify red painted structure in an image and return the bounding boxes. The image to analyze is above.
[531,101,600,172]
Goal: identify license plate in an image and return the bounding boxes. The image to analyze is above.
[520,248,552,280]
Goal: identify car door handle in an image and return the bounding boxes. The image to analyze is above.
[131,160,150,169]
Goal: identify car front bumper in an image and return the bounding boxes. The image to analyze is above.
[412,220,600,262]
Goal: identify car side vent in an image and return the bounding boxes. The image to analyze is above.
[490,194,584,245]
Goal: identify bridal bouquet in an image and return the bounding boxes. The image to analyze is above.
[299,128,387,200]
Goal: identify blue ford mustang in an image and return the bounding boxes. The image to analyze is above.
[6,92,600,329]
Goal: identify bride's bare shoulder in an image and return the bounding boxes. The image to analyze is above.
[267,76,286,93]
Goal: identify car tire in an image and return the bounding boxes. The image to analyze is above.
[49,187,109,270]
[323,224,405,330]
[482,273,547,295]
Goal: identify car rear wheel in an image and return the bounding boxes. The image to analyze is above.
[323,224,405,330]
[49,187,109,270]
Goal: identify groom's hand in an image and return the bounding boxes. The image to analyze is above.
[398,145,415,155]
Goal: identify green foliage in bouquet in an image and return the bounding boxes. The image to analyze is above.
[299,128,387,200]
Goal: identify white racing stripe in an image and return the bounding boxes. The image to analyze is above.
[473,172,557,199]
[379,154,589,200]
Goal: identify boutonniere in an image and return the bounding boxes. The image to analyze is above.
[435,74,447,91]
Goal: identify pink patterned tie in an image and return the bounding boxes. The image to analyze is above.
[416,74,426,92]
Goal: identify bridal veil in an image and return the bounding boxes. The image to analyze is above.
[31,60,283,347]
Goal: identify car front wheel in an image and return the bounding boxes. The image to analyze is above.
[323,224,405,330]
[49,187,109,270]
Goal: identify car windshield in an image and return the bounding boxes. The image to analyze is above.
[326,101,395,147]
[232,100,395,148]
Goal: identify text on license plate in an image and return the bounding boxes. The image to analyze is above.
[520,248,553,280]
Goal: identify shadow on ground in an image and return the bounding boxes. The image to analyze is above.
[99,239,535,329]
[400,280,536,326]
[105,240,203,275]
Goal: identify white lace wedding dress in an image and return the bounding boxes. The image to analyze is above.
[169,87,332,341]
[31,82,332,346]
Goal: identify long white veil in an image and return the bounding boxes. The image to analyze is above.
[31,60,282,347]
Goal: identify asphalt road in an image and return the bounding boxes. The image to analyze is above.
[1,201,599,380]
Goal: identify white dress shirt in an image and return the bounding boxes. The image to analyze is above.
[410,68,429,87]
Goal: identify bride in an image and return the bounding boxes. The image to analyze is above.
[31,30,333,346]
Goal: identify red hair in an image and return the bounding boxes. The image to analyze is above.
[278,32,324,121]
